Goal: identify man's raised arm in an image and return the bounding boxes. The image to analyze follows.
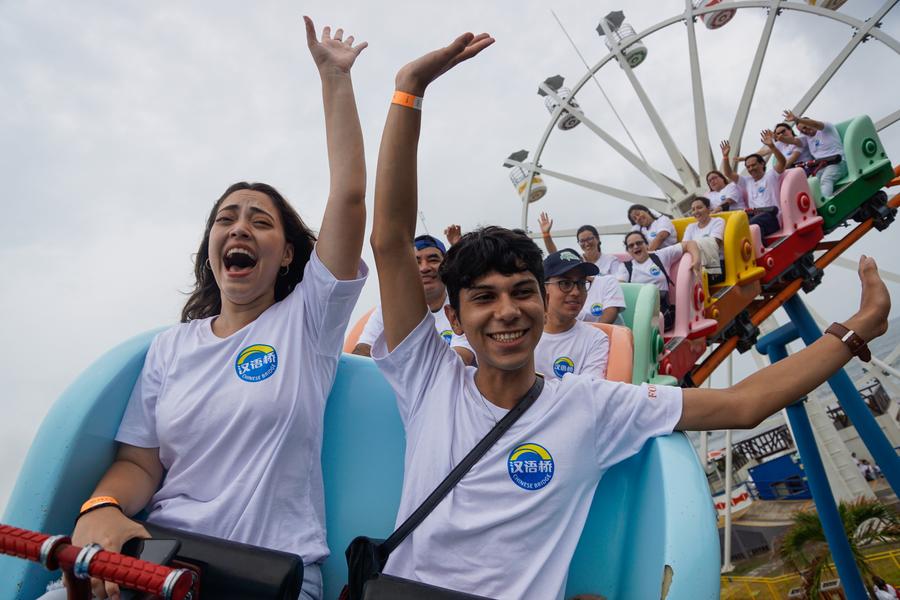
[678,256,890,431]
[370,33,494,352]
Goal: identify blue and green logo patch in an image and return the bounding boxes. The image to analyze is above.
[508,443,554,490]
[235,344,278,382]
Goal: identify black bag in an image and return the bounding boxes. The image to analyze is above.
[344,376,545,600]
[133,522,303,600]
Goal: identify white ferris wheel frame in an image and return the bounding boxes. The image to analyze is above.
[511,0,900,235]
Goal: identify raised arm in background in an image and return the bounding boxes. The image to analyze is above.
[720,140,740,184]
[304,16,368,280]
[538,211,558,254]
[370,33,494,352]
[761,129,787,174]
[784,108,825,133]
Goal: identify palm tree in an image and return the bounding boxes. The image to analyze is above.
[778,498,900,599]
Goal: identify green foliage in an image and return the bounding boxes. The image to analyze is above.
[777,497,900,599]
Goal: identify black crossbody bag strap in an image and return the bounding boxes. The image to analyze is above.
[625,254,674,287]
[649,253,675,287]
[378,375,545,558]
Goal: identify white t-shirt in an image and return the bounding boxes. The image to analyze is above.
[116,249,367,564]
[357,296,472,353]
[593,254,620,277]
[371,315,682,600]
[739,169,782,210]
[775,138,812,164]
[617,243,683,294]
[683,218,725,243]
[534,321,610,380]
[874,586,897,600]
[578,274,626,323]
[805,122,844,160]
[633,215,676,248]
[707,181,745,210]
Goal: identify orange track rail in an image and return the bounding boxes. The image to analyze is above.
[689,191,900,386]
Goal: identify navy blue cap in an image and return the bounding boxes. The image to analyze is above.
[414,234,447,254]
[543,248,599,279]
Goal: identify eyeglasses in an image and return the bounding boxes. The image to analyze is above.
[546,279,591,293]
[577,236,597,246]
[626,240,646,250]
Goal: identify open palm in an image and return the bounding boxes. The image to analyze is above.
[304,16,367,75]
[395,32,494,96]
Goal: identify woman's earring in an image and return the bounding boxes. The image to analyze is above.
[205,258,212,271]
[280,265,290,276]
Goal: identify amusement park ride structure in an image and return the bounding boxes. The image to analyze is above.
[502,0,900,596]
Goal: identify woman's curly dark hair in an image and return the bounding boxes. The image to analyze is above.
[181,182,317,322]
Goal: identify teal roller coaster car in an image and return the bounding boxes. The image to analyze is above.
[808,115,895,233]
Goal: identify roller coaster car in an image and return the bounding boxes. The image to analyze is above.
[809,114,896,233]
[2,332,719,600]
[613,251,715,382]
[672,211,764,338]
[749,167,825,293]
[618,283,677,386]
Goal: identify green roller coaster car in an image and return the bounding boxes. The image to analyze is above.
[619,282,677,386]
[807,115,895,233]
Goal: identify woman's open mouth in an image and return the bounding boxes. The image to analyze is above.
[223,247,258,274]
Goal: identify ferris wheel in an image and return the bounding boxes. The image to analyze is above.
[503,0,900,236]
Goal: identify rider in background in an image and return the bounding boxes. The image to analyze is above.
[720,130,786,237]
[785,109,848,198]
[539,213,620,276]
[705,170,746,212]
[628,204,677,250]
[535,249,610,379]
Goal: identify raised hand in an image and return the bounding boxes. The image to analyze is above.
[304,16,367,75]
[538,212,554,235]
[760,129,775,147]
[395,32,495,96]
[444,224,462,246]
[851,255,891,342]
[719,140,731,158]
[783,109,799,123]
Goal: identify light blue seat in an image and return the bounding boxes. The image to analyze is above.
[2,333,719,600]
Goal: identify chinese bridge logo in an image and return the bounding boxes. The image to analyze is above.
[235,344,278,382]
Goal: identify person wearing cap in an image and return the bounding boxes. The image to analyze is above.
[535,249,610,380]
[353,234,475,365]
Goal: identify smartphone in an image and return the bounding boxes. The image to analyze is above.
[119,538,182,600]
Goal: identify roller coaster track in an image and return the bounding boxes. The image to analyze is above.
[688,187,900,387]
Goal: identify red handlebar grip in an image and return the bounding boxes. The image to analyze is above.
[0,524,48,562]
[89,549,172,593]
[0,523,194,600]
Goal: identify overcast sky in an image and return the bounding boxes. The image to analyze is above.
[2,0,899,511]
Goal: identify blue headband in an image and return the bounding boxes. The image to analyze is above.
[414,235,447,254]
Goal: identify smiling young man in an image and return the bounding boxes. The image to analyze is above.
[368,33,891,600]
[353,234,474,365]
[535,249,609,380]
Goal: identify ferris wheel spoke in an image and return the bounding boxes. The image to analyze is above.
[876,109,900,131]
[727,0,782,157]
[539,84,686,199]
[528,162,671,211]
[684,0,716,181]
[596,18,699,191]
[792,0,898,116]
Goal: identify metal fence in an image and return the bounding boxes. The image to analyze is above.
[720,548,900,598]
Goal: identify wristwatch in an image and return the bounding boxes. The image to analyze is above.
[824,322,871,362]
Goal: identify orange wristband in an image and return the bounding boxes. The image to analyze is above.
[79,495,121,515]
[392,91,423,110]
